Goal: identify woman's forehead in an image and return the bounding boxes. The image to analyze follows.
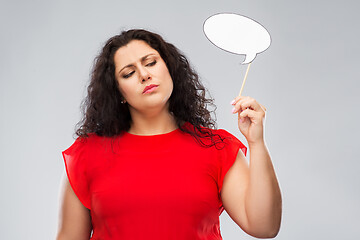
[114,40,159,65]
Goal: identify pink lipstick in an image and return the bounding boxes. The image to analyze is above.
[143,84,159,94]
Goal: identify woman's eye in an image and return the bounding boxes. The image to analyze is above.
[146,60,156,67]
[123,71,134,79]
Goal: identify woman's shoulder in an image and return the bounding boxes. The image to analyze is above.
[181,122,242,148]
[183,122,235,138]
[63,133,120,165]
[70,132,115,151]
[78,132,118,142]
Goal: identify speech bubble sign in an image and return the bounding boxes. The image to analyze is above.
[203,13,271,64]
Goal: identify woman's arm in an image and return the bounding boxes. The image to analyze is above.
[221,96,282,238]
[56,174,92,240]
[221,144,281,238]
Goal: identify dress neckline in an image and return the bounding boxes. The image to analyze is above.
[123,127,181,138]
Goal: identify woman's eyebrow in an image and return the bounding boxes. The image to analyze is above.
[118,53,157,74]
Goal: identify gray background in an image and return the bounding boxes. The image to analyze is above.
[1,0,359,239]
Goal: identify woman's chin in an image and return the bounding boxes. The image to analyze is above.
[130,102,170,114]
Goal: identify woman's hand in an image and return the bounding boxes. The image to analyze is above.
[231,96,266,145]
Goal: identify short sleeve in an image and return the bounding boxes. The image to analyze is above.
[217,129,247,196]
[62,137,91,209]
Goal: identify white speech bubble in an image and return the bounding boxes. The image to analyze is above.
[203,13,271,64]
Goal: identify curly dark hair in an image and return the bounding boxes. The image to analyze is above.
[75,29,225,148]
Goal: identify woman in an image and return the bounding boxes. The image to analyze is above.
[57,29,282,240]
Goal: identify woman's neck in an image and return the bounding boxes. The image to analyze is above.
[127,107,178,136]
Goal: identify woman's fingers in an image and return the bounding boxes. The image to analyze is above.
[231,96,265,114]
[239,107,257,119]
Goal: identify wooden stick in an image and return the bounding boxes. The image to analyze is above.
[237,62,267,111]
[239,62,251,96]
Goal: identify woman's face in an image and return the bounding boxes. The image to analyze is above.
[114,40,173,115]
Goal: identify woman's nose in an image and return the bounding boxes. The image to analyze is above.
[139,67,151,82]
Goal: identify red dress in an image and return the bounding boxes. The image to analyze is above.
[62,123,247,239]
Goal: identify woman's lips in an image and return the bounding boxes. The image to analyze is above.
[143,84,159,94]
